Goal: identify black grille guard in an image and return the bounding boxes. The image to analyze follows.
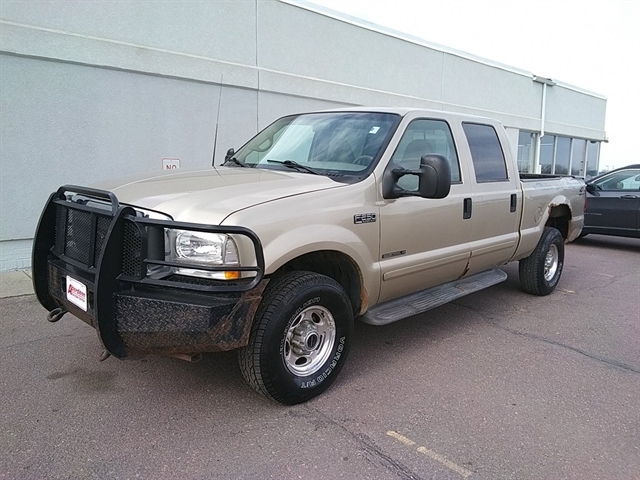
[32,185,266,358]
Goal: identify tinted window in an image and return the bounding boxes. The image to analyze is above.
[390,119,461,191]
[462,123,508,182]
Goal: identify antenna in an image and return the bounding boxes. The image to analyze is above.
[211,75,224,167]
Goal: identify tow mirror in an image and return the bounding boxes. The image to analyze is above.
[382,154,451,200]
[417,154,451,198]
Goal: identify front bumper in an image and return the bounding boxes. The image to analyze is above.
[32,185,266,359]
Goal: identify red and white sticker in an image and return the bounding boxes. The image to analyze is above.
[66,276,87,311]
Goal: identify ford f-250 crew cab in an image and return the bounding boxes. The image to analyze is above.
[32,108,585,404]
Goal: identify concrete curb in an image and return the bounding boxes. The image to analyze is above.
[0,269,34,298]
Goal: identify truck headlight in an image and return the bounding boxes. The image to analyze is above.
[173,231,240,279]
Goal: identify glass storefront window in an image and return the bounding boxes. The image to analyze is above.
[571,138,587,176]
[539,135,555,174]
[586,141,600,179]
[554,136,570,174]
[517,131,534,173]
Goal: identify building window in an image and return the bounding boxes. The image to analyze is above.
[517,131,534,173]
[555,136,571,174]
[586,141,600,179]
[571,138,587,176]
[534,133,599,177]
[539,135,555,174]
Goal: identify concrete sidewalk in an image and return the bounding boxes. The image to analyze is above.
[0,269,34,298]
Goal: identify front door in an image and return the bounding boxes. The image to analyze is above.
[378,117,473,303]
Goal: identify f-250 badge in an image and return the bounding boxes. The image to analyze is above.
[354,213,377,224]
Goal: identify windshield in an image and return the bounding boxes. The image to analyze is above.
[232,112,400,176]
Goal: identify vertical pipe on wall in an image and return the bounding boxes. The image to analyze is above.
[532,76,555,174]
[534,83,547,174]
[540,82,548,138]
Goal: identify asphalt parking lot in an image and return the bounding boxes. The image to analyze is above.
[1,234,638,480]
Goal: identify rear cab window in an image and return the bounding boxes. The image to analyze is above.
[462,123,508,183]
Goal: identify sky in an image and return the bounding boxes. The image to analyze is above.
[311,0,640,171]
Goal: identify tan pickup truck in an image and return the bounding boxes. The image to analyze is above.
[33,107,585,404]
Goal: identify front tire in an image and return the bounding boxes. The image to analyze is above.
[238,271,353,405]
[519,227,565,296]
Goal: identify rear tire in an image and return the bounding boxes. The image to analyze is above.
[238,271,353,405]
[519,227,565,296]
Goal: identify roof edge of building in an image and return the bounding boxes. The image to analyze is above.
[280,0,607,101]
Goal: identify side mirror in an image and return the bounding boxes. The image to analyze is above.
[382,154,451,200]
[417,154,451,198]
[585,183,596,194]
[225,148,235,162]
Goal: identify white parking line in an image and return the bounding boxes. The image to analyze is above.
[387,430,472,478]
[417,446,473,479]
[386,430,416,446]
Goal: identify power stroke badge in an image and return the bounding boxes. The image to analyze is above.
[354,213,377,224]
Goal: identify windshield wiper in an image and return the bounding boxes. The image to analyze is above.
[267,159,320,175]
[222,157,247,167]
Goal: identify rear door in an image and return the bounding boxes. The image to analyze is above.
[459,122,521,275]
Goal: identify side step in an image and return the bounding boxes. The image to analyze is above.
[361,268,508,326]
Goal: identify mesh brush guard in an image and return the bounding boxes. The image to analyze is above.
[32,185,266,359]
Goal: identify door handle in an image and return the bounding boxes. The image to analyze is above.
[619,194,638,199]
[510,194,517,212]
[463,198,472,219]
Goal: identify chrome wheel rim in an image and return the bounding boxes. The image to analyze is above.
[284,305,336,376]
[544,244,559,282]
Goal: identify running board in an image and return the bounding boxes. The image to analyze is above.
[361,268,508,326]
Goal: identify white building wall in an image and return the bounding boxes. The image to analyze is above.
[0,0,607,272]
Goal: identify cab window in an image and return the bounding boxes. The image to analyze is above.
[592,169,640,191]
[462,123,508,183]
[390,119,461,191]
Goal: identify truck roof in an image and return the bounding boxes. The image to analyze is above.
[312,106,498,123]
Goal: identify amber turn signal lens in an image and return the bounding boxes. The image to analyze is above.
[224,271,240,280]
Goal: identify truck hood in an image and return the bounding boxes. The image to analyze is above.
[93,166,344,224]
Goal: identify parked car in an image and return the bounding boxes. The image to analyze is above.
[583,164,640,238]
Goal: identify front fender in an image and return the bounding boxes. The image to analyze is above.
[263,224,380,306]
[265,225,372,273]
